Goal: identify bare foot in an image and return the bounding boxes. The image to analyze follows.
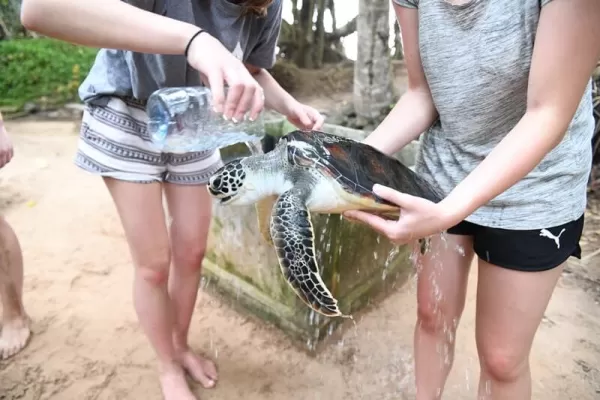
[179,349,218,389]
[0,316,31,360]
[159,362,197,400]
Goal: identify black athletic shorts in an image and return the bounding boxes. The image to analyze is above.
[447,214,585,272]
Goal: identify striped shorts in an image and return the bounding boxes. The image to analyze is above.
[75,96,223,185]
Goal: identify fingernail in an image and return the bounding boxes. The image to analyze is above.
[232,117,239,123]
[222,114,229,121]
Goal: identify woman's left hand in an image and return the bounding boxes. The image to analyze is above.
[343,184,460,245]
[284,100,325,131]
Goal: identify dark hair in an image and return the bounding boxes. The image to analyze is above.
[239,0,274,17]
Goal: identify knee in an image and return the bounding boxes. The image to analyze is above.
[478,343,529,383]
[136,252,171,286]
[172,239,207,273]
[416,301,460,336]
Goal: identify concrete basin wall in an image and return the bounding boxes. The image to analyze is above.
[201,119,418,353]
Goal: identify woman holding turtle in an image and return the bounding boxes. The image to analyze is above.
[20,1,323,399]
[345,0,600,399]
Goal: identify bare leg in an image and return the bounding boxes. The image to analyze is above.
[475,259,564,400]
[0,216,31,359]
[414,233,474,400]
[104,178,196,400]
[164,183,217,389]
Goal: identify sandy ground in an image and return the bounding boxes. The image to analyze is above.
[0,119,599,400]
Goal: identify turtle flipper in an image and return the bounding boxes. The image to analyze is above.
[255,195,278,245]
[270,189,347,318]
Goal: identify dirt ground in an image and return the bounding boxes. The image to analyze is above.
[1,104,600,398]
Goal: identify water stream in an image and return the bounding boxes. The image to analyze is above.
[208,136,482,397]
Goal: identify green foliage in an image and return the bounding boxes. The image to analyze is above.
[0,37,98,110]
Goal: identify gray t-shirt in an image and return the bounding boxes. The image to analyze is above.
[79,0,282,106]
[393,0,594,230]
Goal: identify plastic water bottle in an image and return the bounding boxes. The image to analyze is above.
[146,86,265,153]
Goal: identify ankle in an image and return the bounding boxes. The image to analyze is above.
[158,358,184,374]
[2,311,29,326]
[172,334,189,353]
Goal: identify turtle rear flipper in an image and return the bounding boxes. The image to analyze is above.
[270,189,347,318]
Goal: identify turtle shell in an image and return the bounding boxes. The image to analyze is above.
[284,130,442,206]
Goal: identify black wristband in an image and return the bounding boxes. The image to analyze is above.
[184,29,206,59]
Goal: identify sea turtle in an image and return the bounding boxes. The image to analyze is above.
[207,130,442,318]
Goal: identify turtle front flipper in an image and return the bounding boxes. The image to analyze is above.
[270,189,347,318]
[255,195,278,245]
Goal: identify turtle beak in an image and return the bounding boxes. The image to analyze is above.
[219,195,233,204]
[207,175,231,201]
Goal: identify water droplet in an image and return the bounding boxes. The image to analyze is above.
[245,139,263,155]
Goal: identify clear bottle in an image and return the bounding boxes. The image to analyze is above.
[146,86,265,153]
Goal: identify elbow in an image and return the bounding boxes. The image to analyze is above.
[524,104,571,147]
[20,0,45,32]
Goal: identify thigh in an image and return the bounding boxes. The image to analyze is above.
[163,183,212,257]
[76,97,167,183]
[475,257,564,365]
[415,232,475,322]
[104,178,171,270]
[473,216,584,365]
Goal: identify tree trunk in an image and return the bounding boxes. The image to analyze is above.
[291,0,299,23]
[328,0,337,32]
[294,0,316,69]
[313,0,327,68]
[0,0,25,39]
[280,0,353,68]
[353,0,394,123]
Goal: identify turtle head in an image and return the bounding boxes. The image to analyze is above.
[208,159,250,205]
[208,157,279,206]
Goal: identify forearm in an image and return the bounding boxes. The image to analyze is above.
[441,108,568,222]
[20,0,199,55]
[251,68,296,115]
[362,89,438,156]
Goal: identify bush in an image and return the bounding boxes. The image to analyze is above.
[0,37,98,110]
[269,59,301,94]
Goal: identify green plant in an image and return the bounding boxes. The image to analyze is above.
[0,37,98,110]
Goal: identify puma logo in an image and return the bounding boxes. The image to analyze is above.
[539,228,566,249]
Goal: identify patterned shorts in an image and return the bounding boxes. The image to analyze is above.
[75,96,223,185]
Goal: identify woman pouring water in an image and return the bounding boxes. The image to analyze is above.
[20,1,323,399]
[344,0,599,399]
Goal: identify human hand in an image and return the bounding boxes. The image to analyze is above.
[186,31,264,122]
[0,121,14,168]
[343,184,460,245]
[284,100,325,131]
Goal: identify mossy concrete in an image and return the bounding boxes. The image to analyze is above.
[201,118,419,354]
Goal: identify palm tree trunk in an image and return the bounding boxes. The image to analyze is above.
[353,0,394,123]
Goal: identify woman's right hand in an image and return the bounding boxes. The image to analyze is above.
[186,32,264,122]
